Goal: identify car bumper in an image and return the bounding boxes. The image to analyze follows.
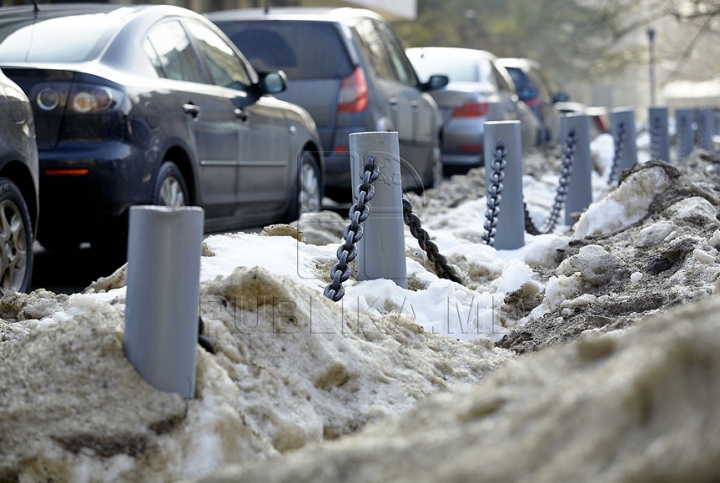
[39,141,157,232]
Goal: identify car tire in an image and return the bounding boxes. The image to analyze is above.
[284,151,321,222]
[0,178,33,294]
[152,161,189,207]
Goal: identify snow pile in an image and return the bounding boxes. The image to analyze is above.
[4,140,720,481]
[204,293,720,483]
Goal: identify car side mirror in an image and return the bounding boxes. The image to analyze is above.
[420,74,449,92]
[554,91,569,103]
[258,71,288,95]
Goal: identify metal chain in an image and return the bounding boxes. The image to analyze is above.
[608,122,625,184]
[524,129,576,235]
[323,155,380,301]
[482,141,507,246]
[650,116,660,160]
[402,199,462,284]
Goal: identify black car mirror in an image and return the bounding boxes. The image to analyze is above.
[420,74,449,92]
[259,71,288,95]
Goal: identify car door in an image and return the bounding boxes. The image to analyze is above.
[375,19,437,182]
[144,20,239,219]
[184,20,291,218]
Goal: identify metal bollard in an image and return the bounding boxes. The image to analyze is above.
[483,121,524,250]
[610,108,638,173]
[648,106,670,162]
[350,132,407,288]
[696,108,715,151]
[562,114,592,226]
[124,205,204,399]
[676,108,694,160]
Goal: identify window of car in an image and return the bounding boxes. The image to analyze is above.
[374,20,418,87]
[491,63,513,93]
[217,21,353,81]
[409,56,479,83]
[0,14,121,63]
[184,21,253,91]
[353,18,396,81]
[146,20,206,84]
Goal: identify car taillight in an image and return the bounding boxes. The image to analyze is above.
[524,97,540,108]
[452,102,489,118]
[595,115,608,133]
[338,67,368,113]
[68,84,123,114]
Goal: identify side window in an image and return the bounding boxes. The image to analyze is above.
[492,63,512,92]
[375,20,418,87]
[146,20,205,84]
[184,21,252,91]
[142,38,165,78]
[353,18,396,81]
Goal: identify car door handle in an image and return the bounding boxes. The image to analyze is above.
[183,103,201,118]
[389,97,399,111]
[234,108,248,122]
[410,100,420,113]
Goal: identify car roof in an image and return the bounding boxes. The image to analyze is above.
[497,58,542,71]
[205,7,383,24]
[405,47,497,61]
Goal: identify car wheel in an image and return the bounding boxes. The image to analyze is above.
[152,161,189,207]
[0,178,33,294]
[285,152,321,222]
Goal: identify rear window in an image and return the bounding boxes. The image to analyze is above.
[408,55,491,84]
[0,14,121,63]
[505,67,531,91]
[215,21,353,80]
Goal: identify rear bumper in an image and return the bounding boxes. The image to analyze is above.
[38,141,157,236]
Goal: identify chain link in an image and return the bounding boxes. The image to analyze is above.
[324,155,379,301]
[482,141,507,246]
[403,199,462,284]
[650,116,661,160]
[524,129,576,235]
[608,122,625,184]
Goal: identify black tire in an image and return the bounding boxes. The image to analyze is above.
[0,178,33,294]
[284,151,321,222]
[152,161,189,207]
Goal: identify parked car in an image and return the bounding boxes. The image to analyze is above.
[0,68,38,293]
[554,101,611,139]
[405,47,540,175]
[497,58,564,145]
[206,8,448,201]
[0,4,324,255]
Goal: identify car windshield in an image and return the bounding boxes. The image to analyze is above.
[409,55,490,84]
[215,21,352,80]
[0,14,121,63]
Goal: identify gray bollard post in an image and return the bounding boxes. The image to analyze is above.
[610,108,638,173]
[350,132,407,288]
[124,205,204,399]
[676,108,694,160]
[483,121,524,250]
[696,108,715,151]
[648,106,670,162]
[562,113,592,226]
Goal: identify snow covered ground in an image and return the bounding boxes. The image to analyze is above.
[3,129,720,482]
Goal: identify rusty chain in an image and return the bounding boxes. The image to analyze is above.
[608,121,624,184]
[524,129,576,235]
[323,154,379,301]
[482,141,506,246]
[402,199,462,283]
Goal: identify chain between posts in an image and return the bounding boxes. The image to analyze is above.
[608,122,625,184]
[482,141,506,246]
[524,129,577,235]
[402,199,462,283]
[323,154,379,302]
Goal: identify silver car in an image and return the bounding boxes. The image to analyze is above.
[406,47,540,175]
[0,67,38,293]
